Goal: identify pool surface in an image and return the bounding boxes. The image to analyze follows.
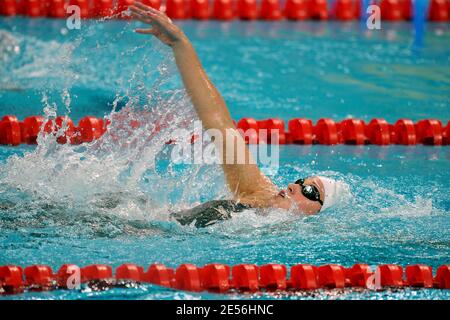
[0,17,449,300]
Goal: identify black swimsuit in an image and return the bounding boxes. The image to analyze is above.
[170,200,252,228]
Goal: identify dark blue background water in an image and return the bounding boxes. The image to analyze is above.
[0,18,449,300]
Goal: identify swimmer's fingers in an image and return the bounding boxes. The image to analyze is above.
[129,4,152,16]
[132,2,155,12]
[130,4,161,21]
[130,7,169,31]
[132,2,165,19]
[129,7,156,23]
[130,11,153,24]
[131,3,173,26]
[131,3,185,46]
[135,28,157,35]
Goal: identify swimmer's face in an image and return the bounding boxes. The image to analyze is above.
[272,176,324,215]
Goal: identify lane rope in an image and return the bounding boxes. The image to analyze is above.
[1,263,449,295]
[0,0,449,22]
[0,115,448,146]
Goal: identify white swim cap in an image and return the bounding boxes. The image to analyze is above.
[317,176,347,212]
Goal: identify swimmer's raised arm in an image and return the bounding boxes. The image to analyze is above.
[130,3,278,205]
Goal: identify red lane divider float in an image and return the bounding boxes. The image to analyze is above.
[1,263,449,295]
[331,0,361,21]
[1,0,449,21]
[1,115,449,146]
[192,0,210,20]
[0,115,107,146]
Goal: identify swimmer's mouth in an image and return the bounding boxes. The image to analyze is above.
[278,190,287,198]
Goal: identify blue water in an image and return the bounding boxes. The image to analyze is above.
[0,17,449,300]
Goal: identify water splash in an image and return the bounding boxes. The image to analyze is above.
[0,17,229,233]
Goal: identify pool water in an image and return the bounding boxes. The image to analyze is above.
[0,17,449,300]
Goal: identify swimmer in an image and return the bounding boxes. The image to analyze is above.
[130,3,346,227]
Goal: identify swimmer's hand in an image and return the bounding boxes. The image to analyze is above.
[130,2,188,48]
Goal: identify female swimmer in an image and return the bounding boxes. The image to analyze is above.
[129,2,345,227]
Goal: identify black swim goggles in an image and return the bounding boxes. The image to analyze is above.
[295,178,323,206]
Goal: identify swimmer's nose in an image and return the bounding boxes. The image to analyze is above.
[287,183,298,195]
